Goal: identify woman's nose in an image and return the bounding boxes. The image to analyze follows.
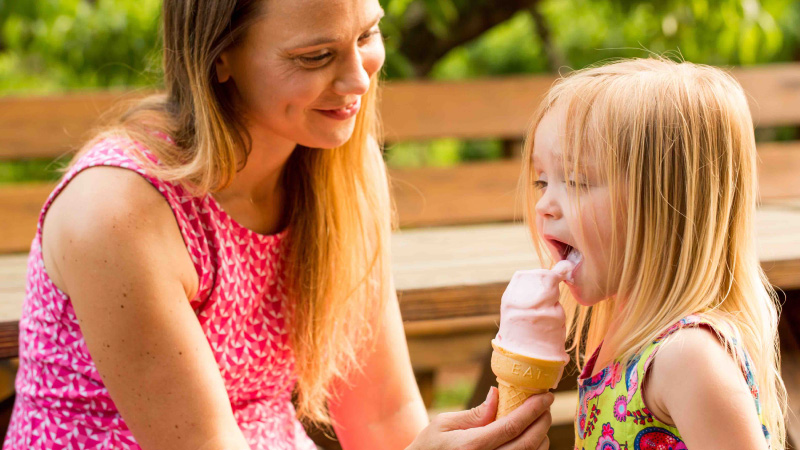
[332,50,371,97]
[535,189,562,220]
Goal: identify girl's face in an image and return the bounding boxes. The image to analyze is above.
[532,108,625,306]
[215,0,386,149]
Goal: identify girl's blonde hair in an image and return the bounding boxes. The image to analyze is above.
[522,57,786,448]
[75,0,392,426]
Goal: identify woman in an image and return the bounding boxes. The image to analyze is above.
[3,0,553,449]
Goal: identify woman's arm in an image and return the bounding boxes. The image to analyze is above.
[328,285,429,450]
[328,284,554,450]
[43,167,251,450]
[645,327,768,450]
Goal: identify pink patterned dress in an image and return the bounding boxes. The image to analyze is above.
[3,137,317,450]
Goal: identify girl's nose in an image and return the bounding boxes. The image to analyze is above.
[332,50,371,97]
[535,188,562,220]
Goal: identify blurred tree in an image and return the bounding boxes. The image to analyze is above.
[1,0,800,172]
[379,0,545,77]
[0,0,161,93]
[2,0,798,90]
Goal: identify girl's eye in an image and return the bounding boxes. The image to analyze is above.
[567,179,590,190]
[533,180,548,191]
[297,52,333,67]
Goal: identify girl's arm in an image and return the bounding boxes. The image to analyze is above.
[327,285,429,450]
[644,327,768,450]
[43,167,251,450]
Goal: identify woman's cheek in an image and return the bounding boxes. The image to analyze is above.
[363,40,385,77]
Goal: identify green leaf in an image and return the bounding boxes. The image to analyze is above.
[739,24,760,64]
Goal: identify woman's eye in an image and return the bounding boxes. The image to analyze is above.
[298,52,333,67]
[533,180,548,190]
[360,28,381,42]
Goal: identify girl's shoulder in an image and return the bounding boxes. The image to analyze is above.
[639,314,770,446]
[643,314,755,384]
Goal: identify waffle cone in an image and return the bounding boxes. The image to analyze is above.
[490,340,566,419]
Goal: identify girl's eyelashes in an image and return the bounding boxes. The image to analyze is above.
[296,28,381,69]
[567,179,591,190]
[533,180,548,190]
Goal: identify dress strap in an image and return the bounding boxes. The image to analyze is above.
[639,314,766,427]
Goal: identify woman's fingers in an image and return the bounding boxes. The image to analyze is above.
[466,392,554,449]
[538,435,550,450]
[436,386,499,431]
[496,411,552,450]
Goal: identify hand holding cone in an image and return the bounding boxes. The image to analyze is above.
[491,260,574,419]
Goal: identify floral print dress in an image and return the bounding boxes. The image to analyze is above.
[574,315,770,450]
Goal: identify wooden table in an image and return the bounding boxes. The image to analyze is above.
[1,200,799,336]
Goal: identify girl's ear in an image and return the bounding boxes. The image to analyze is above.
[215,52,233,84]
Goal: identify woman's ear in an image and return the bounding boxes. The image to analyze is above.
[215,52,233,84]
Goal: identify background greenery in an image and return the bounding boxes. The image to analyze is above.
[2,0,800,182]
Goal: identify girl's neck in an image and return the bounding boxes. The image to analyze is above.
[586,304,626,378]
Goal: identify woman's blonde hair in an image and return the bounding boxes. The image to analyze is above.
[75,0,392,426]
[521,57,786,448]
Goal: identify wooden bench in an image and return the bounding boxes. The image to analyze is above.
[2,63,800,448]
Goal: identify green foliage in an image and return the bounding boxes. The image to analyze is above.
[430,11,550,80]
[1,0,800,177]
[427,0,800,80]
[3,0,798,90]
[538,0,798,69]
[0,158,66,185]
[432,375,475,409]
[0,0,162,94]
[386,139,502,167]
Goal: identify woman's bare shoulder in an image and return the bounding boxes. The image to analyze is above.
[42,166,197,298]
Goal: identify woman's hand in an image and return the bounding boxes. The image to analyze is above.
[406,387,553,450]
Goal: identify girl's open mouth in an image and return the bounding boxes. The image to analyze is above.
[548,238,582,262]
[546,237,584,282]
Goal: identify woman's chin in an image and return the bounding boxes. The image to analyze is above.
[299,121,358,149]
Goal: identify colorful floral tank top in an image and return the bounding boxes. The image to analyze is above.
[3,137,316,450]
[574,315,770,450]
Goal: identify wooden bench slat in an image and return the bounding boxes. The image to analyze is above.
[732,63,800,128]
[758,142,800,200]
[0,183,50,254]
[2,64,800,160]
[390,159,521,228]
[0,91,148,160]
[403,315,499,337]
[380,76,555,141]
[3,141,799,253]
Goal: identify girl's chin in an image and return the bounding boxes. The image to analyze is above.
[567,284,607,307]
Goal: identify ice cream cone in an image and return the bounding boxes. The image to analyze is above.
[491,340,566,419]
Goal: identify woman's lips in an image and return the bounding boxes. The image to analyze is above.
[315,98,361,121]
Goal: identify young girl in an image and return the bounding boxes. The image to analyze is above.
[522,58,786,450]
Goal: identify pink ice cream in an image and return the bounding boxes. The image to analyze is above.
[494,259,575,363]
